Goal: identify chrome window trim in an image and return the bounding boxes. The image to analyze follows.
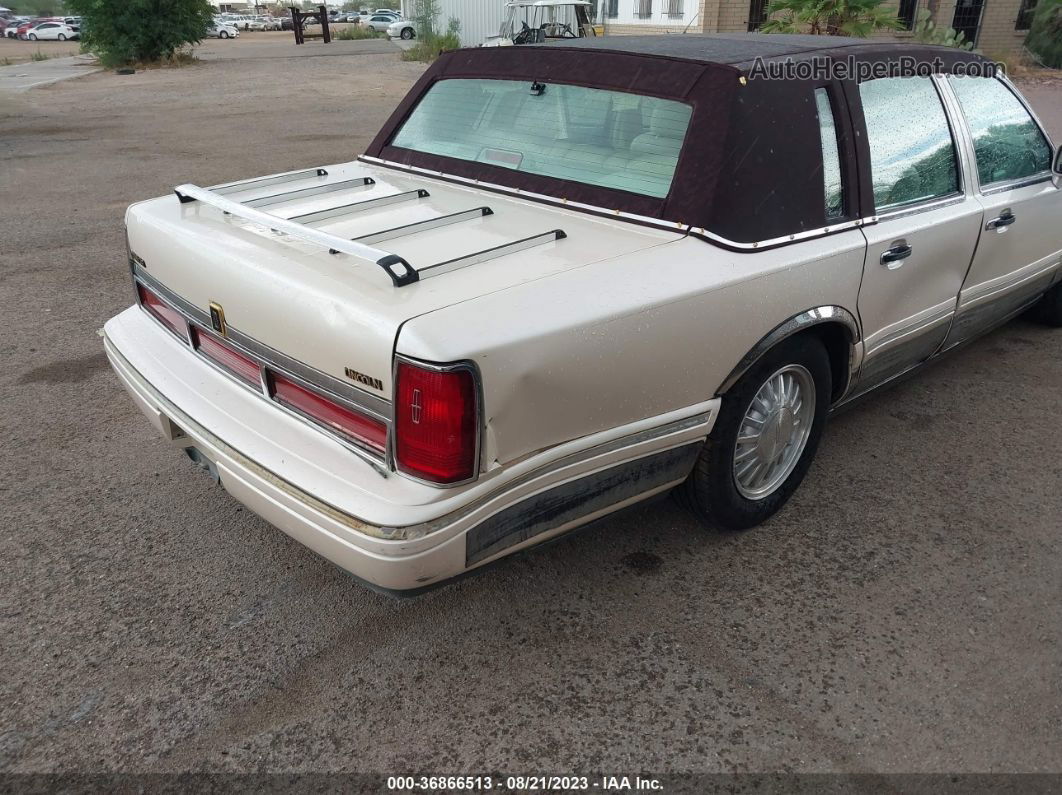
[980,173,1054,196]
[359,154,882,252]
[874,192,966,222]
[129,264,391,470]
[391,354,484,489]
[942,73,1057,196]
[358,155,686,232]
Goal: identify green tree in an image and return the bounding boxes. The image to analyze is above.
[760,0,902,36]
[1025,0,1062,68]
[64,0,214,67]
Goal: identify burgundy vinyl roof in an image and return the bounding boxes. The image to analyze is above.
[365,35,994,248]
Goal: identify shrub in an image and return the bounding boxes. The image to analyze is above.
[400,7,460,63]
[760,0,902,35]
[64,0,213,68]
[1025,0,1062,68]
[333,25,382,40]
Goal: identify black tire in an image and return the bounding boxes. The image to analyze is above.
[58,33,66,40]
[28,33,37,40]
[679,334,831,530]
[219,30,228,38]
[1029,281,1062,327]
[401,27,414,39]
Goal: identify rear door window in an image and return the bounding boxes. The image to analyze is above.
[859,77,959,212]
[948,76,1052,187]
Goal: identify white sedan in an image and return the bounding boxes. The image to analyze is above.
[387,19,416,39]
[26,22,78,41]
[358,13,400,32]
[205,23,239,39]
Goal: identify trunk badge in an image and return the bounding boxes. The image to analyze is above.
[209,302,227,336]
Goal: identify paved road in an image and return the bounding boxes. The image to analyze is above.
[1,42,1060,778]
[0,55,101,93]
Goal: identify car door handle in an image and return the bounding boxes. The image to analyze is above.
[986,210,1016,231]
[880,244,913,269]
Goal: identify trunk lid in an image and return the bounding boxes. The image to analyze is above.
[125,159,685,400]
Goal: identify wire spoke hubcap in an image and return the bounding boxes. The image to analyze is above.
[733,364,816,500]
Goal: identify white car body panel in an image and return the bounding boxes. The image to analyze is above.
[104,41,1062,591]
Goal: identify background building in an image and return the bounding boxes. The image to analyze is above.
[599,0,1035,56]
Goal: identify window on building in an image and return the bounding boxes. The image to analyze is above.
[607,0,619,17]
[635,0,653,19]
[747,0,769,30]
[1015,0,1037,29]
[667,0,684,17]
[859,77,959,211]
[814,89,846,220]
[949,76,1052,185]
[897,0,919,29]
[951,0,984,46]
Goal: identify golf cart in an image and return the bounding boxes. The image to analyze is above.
[486,0,596,46]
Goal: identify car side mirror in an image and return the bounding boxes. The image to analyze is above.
[1055,144,1062,175]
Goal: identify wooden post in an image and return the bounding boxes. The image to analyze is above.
[319,5,331,43]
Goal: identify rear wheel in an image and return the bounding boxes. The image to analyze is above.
[1029,281,1062,327]
[679,334,831,530]
[401,27,414,39]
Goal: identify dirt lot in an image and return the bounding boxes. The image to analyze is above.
[0,36,83,65]
[1,38,1061,780]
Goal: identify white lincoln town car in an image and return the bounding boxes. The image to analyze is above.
[103,35,1062,592]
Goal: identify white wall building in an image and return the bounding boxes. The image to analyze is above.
[600,0,699,33]
[400,0,507,45]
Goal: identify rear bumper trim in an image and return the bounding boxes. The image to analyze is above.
[105,332,716,590]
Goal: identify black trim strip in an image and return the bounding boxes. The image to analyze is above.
[465,443,699,566]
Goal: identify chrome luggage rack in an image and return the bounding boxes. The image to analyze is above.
[174,167,566,287]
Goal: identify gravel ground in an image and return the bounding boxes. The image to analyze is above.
[1,40,1060,779]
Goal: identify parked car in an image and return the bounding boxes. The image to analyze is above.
[16,18,54,38]
[103,36,1062,592]
[280,15,294,30]
[255,15,281,30]
[359,13,398,31]
[386,18,415,39]
[204,22,239,38]
[3,14,29,36]
[26,21,78,40]
[243,18,267,31]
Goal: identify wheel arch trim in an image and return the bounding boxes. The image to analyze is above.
[716,306,862,400]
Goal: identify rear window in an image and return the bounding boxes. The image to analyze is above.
[391,78,693,199]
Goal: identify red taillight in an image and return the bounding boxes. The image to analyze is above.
[394,360,478,484]
[192,327,261,387]
[270,372,387,454]
[137,283,186,339]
